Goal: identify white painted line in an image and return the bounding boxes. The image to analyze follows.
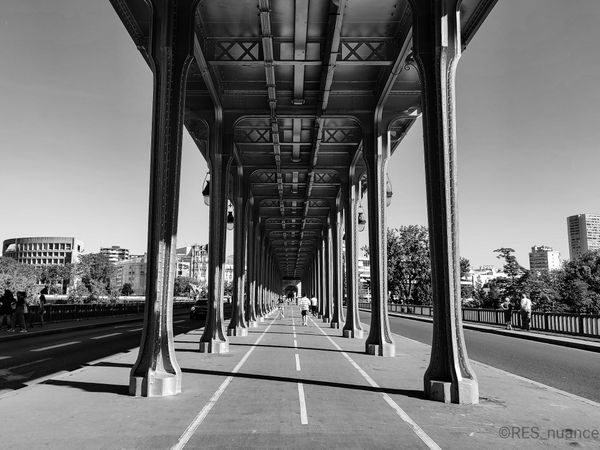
[8,357,52,370]
[127,327,143,332]
[31,341,80,352]
[310,318,441,450]
[91,332,122,340]
[295,353,301,371]
[0,356,12,361]
[114,324,135,328]
[174,319,186,324]
[297,382,308,424]
[172,318,277,450]
[293,339,298,348]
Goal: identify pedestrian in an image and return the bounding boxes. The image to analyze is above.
[0,289,14,331]
[310,296,318,316]
[500,297,514,330]
[520,293,532,331]
[14,291,28,332]
[278,296,285,318]
[299,295,310,326]
[39,286,48,327]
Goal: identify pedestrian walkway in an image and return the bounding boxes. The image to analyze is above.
[1,305,599,449]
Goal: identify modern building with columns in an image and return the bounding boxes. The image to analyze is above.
[109,0,497,404]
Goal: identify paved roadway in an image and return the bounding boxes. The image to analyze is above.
[2,311,600,404]
[361,310,600,403]
[0,314,198,396]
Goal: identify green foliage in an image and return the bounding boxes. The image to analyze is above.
[557,251,600,313]
[67,283,90,304]
[39,263,73,294]
[0,257,40,301]
[460,257,471,279]
[75,253,115,300]
[386,226,432,305]
[174,276,196,296]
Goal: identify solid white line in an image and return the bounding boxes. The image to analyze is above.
[91,332,122,340]
[174,319,186,324]
[295,353,301,371]
[293,339,298,348]
[297,382,308,425]
[127,327,143,332]
[310,318,441,450]
[0,356,12,361]
[172,318,276,450]
[31,341,80,352]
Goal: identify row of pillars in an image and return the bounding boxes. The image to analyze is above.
[125,0,479,405]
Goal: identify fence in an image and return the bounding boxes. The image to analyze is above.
[357,302,600,338]
[25,301,191,325]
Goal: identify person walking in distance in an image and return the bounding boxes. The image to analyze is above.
[0,289,14,331]
[500,297,514,330]
[39,286,48,327]
[299,295,310,326]
[520,293,532,331]
[310,296,318,317]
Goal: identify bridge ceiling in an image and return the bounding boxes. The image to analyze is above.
[110,0,498,279]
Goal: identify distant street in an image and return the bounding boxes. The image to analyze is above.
[360,310,600,403]
[0,314,199,396]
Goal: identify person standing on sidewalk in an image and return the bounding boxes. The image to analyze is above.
[520,293,532,331]
[13,291,28,333]
[500,297,514,330]
[299,296,310,326]
[39,286,48,327]
[0,289,14,331]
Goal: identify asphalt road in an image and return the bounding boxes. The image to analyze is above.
[360,310,600,403]
[0,314,201,395]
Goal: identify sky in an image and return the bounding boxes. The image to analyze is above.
[1,0,600,269]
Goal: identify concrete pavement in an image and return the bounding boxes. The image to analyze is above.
[0,305,599,449]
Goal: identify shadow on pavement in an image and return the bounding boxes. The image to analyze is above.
[229,342,365,355]
[42,379,129,395]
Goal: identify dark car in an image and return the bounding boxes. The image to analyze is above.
[189,299,207,320]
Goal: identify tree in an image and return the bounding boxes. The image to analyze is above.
[384,226,432,305]
[121,283,134,296]
[460,257,471,279]
[0,257,40,301]
[493,248,528,301]
[174,276,195,296]
[556,251,600,313]
[75,253,115,301]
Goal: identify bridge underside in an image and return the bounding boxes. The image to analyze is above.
[110,0,497,403]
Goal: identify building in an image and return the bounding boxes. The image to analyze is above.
[100,246,130,263]
[464,265,508,288]
[529,245,561,275]
[567,214,600,259]
[358,256,371,301]
[112,254,147,296]
[2,236,84,266]
[175,245,209,282]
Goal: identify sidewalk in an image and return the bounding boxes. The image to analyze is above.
[0,306,598,449]
[382,310,600,353]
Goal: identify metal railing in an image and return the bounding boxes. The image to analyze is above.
[357,302,600,338]
[25,301,191,325]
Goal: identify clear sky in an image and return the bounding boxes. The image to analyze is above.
[1,0,599,268]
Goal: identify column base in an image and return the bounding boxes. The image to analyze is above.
[248,320,258,328]
[317,313,323,319]
[199,340,229,354]
[330,321,340,329]
[366,342,395,357]
[322,317,330,323]
[227,327,248,337]
[258,317,265,322]
[425,378,479,405]
[342,329,364,339]
[129,371,181,397]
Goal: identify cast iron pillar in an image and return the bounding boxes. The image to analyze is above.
[322,222,332,323]
[247,216,259,327]
[363,128,396,357]
[342,181,364,338]
[317,245,324,318]
[412,0,478,404]
[330,206,344,328]
[199,127,231,354]
[129,0,198,397]
[228,166,248,337]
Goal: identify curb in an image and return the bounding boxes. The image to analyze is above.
[359,308,600,354]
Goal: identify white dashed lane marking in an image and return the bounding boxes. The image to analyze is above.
[91,332,122,340]
[31,341,80,352]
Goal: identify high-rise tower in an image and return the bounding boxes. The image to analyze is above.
[567,214,600,259]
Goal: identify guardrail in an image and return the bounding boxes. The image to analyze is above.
[357,303,600,338]
[25,301,191,325]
